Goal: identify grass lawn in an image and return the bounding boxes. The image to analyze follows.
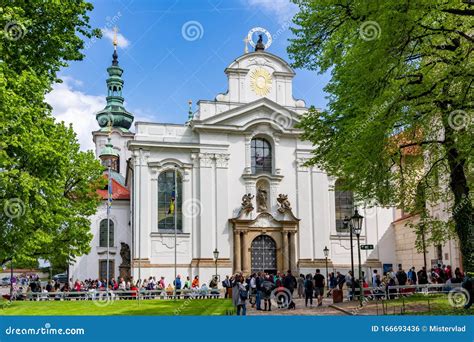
[382,294,472,315]
[0,298,234,316]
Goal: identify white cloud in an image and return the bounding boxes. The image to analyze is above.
[101,28,130,48]
[46,77,104,151]
[244,0,298,24]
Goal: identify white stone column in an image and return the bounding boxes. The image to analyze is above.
[198,152,214,258]
[244,135,252,174]
[234,231,241,273]
[282,231,289,272]
[215,153,230,258]
[289,232,297,272]
[241,232,250,274]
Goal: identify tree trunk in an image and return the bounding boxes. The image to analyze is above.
[444,124,473,273]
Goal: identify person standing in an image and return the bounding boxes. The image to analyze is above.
[407,267,417,285]
[222,275,232,298]
[283,270,297,295]
[174,275,182,299]
[417,267,428,285]
[313,269,325,306]
[255,272,263,310]
[396,265,408,286]
[304,274,314,307]
[192,275,199,288]
[232,275,248,316]
[297,274,305,298]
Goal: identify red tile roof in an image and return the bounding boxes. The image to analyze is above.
[97,175,130,200]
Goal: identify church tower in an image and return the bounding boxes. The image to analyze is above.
[92,27,134,178]
[96,29,134,132]
[69,28,134,282]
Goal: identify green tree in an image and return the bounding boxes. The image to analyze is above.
[0,1,104,268]
[288,0,473,271]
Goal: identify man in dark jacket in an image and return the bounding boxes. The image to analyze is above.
[255,272,263,310]
[283,270,297,294]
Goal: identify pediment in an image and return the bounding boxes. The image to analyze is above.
[192,98,302,134]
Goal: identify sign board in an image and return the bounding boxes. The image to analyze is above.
[360,244,374,250]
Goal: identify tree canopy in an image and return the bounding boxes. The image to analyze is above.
[289,0,473,271]
[0,0,103,268]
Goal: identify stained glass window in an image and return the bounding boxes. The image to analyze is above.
[251,138,272,173]
[99,219,114,247]
[335,179,354,232]
[158,170,182,231]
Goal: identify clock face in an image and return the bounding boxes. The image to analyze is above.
[250,68,272,96]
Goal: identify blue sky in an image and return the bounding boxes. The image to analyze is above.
[47,0,330,150]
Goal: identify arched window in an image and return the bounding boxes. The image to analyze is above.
[335,179,354,232]
[99,219,114,247]
[251,138,272,173]
[158,170,182,231]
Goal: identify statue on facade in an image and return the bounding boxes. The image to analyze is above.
[256,187,268,212]
[119,242,131,280]
[277,194,292,213]
[255,34,265,51]
[241,193,254,213]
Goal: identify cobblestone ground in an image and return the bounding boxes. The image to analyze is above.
[246,294,399,316]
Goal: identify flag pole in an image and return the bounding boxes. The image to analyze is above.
[107,162,111,297]
[174,166,178,298]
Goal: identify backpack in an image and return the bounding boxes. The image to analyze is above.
[239,288,248,301]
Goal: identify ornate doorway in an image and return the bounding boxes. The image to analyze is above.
[251,235,277,273]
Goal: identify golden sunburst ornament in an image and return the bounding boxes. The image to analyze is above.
[250,68,272,96]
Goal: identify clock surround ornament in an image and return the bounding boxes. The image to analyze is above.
[250,67,272,96]
[247,27,272,50]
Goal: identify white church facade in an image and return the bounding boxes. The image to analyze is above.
[71,34,401,284]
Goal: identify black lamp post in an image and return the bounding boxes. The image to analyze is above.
[343,216,355,300]
[350,209,364,306]
[213,248,219,281]
[323,246,329,289]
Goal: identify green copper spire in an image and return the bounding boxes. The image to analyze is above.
[99,136,119,158]
[96,28,134,131]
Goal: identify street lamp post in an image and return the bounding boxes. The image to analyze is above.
[350,209,364,306]
[343,216,355,300]
[323,246,329,290]
[213,248,219,280]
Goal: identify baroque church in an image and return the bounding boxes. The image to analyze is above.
[70,32,401,283]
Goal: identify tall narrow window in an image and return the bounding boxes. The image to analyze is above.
[99,219,114,247]
[158,170,182,231]
[335,180,354,232]
[251,138,272,173]
[99,260,114,280]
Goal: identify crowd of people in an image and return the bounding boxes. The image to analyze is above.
[4,274,222,301]
[3,263,471,313]
[226,264,472,315]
